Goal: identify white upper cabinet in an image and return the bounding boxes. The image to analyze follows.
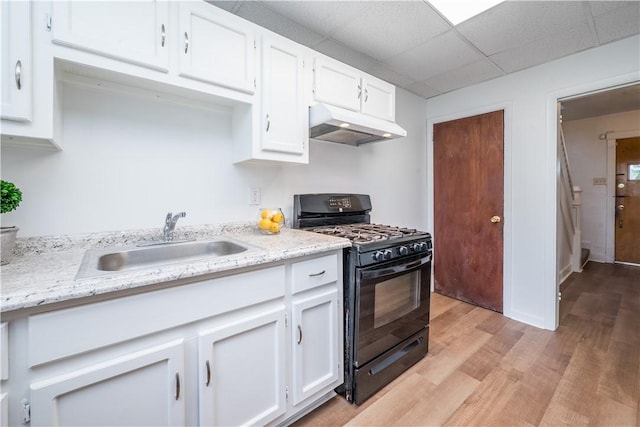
[260,33,306,156]
[51,1,170,72]
[313,57,396,122]
[361,75,396,122]
[313,58,361,112]
[1,1,32,121]
[178,2,255,94]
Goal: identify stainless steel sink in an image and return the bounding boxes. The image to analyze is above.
[77,238,253,279]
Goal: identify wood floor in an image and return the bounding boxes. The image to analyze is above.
[293,262,640,426]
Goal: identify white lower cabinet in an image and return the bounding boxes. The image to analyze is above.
[6,252,343,426]
[30,339,186,426]
[291,288,340,405]
[198,305,287,426]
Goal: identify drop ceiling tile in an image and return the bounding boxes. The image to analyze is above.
[587,1,632,17]
[207,1,241,13]
[490,22,596,73]
[594,2,640,44]
[423,59,504,93]
[369,64,416,89]
[385,31,483,82]
[329,2,451,61]
[406,81,441,99]
[261,1,368,37]
[458,1,587,56]
[312,39,379,73]
[236,2,326,47]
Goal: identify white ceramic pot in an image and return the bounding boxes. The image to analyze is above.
[1,226,19,265]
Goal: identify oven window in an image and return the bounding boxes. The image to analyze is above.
[374,270,420,328]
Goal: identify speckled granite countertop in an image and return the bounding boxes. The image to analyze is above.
[0,223,350,314]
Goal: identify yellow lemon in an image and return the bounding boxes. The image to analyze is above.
[269,222,281,233]
[260,209,272,219]
[272,212,284,224]
[259,218,273,230]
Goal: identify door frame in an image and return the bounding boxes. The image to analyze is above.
[427,102,513,319]
[605,130,640,263]
[546,72,639,330]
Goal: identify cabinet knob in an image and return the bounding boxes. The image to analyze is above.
[205,360,211,386]
[15,60,22,90]
[175,372,181,400]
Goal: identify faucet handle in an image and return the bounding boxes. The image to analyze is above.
[165,212,173,225]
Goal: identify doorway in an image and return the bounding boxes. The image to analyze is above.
[432,110,504,312]
[615,136,640,264]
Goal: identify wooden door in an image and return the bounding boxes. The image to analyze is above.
[615,137,640,264]
[433,111,504,312]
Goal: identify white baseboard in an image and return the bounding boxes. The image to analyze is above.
[559,263,573,284]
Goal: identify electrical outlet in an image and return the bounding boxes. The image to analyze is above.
[249,187,261,205]
[593,177,607,185]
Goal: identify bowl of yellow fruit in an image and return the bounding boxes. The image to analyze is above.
[258,208,285,234]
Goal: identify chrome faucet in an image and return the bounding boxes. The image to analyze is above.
[163,211,186,242]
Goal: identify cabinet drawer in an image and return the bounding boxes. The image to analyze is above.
[29,266,285,367]
[291,253,338,294]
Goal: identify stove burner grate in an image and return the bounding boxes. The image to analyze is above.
[310,223,423,244]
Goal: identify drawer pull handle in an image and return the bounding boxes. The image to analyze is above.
[175,372,181,400]
[205,360,211,386]
[184,32,189,54]
[266,114,270,132]
[309,270,325,277]
[161,24,166,47]
[297,325,303,344]
[15,60,22,90]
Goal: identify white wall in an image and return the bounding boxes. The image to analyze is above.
[426,35,640,330]
[1,80,428,237]
[563,110,640,262]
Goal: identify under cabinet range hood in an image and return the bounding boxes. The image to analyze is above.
[309,104,407,146]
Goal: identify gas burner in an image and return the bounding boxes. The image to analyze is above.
[310,223,425,245]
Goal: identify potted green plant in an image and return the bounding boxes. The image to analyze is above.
[1,180,23,265]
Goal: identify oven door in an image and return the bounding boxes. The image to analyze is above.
[354,252,431,367]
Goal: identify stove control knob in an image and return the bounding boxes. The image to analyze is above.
[398,246,408,256]
[410,243,421,252]
[373,251,385,261]
[383,249,393,260]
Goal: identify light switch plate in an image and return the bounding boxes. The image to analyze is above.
[250,187,261,205]
[593,177,607,185]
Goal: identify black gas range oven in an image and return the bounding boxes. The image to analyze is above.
[293,193,432,405]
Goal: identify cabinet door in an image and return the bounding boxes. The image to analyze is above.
[30,339,186,426]
[51,1,169,71]
[313,58,360,112]
[291,288,341,405]
[198,306,286,426]
[1,1,31,121]
[179,2,255,94]
[260,35,306,155]
[361,75,396,122]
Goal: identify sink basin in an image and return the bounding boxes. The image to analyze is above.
[77,238,252,279]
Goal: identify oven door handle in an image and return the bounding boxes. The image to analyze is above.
[361,254,431,281]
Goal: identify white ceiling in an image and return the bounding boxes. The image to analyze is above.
[210,0,640,109]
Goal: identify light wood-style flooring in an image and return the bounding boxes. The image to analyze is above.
[293,262,640,426]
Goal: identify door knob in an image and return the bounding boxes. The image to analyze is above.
[617,204,625,211]
[490,216,501,223]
